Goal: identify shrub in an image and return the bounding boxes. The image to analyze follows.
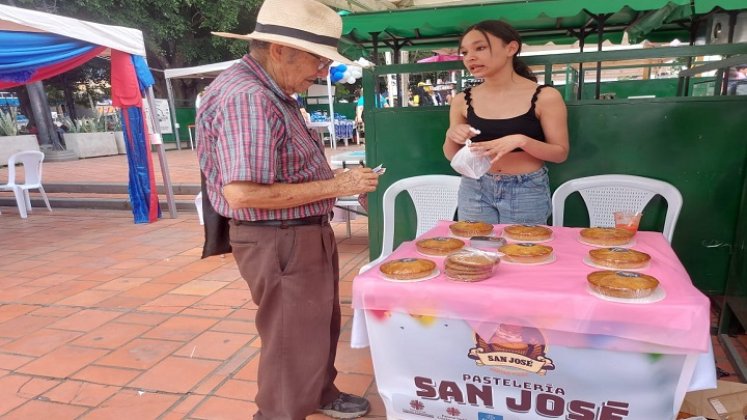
[0,110,19,136]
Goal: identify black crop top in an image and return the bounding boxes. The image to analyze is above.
[466,85,548,151]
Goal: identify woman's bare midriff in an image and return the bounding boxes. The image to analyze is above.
[488,151,543,175]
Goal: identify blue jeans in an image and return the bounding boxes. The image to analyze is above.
[458,166,551,224]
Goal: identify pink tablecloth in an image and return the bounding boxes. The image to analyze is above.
[352,222,710,354]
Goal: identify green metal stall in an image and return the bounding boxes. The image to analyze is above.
[360,44,747,297]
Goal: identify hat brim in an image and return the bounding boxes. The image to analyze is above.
[213,31,355,66]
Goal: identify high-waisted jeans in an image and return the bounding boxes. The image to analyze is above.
[458,166,551,225]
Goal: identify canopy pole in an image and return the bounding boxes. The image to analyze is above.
[371,32,382,103]
[165,78,181,150]
[594,14,612,100]
[326,73,337,146]
[146,86,178,218]
[576,28,585,101]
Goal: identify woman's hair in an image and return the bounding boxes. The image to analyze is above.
[459,20,537,82]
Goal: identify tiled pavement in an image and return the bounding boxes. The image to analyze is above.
[0,147,745,418]
[0,146,386,419]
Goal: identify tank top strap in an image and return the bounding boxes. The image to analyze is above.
[529,84,549,110]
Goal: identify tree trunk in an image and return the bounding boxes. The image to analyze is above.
[62,73,78,121]
[27,81,63,150]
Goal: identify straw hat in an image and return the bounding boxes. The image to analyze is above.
[212,0,354,65]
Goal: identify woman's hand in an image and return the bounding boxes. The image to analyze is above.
[446,124,477,145]
[470,134,527,164]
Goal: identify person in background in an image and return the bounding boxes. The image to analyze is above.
[425,83,441,105]
[408,86,419,106]
[355,87,388,136]
[196,0,379,418]
[354,88,365,126]
[413,82,434,106]
[195,87,206,110]
[443,20,569,224]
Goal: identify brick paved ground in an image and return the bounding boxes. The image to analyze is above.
[0,146,386,418]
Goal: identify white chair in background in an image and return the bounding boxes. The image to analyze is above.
[334,195,364,238]
[358,174,461,274]
[0,150,52,219]
[551,174,683,243]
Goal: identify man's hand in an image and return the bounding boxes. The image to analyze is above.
[334,167,379,196]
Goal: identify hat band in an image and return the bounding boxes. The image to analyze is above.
[255,23,338,48]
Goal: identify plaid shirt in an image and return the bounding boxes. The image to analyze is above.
[196,55,335,220]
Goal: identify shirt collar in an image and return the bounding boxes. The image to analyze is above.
[240,54,298,106]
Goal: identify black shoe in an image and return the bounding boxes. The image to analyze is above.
[317,392,370,419]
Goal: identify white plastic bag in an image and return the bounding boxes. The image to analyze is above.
[450,140,491,179]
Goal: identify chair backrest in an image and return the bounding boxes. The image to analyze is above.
[551,174,683,243]
[380,175,461,257]
[7,150,45,187]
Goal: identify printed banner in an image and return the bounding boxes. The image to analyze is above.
[366,311,693,419]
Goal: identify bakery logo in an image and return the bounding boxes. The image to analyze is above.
[400,258,417,262]
[468,324,555,375]
[402,399,434,417]
[609,247,628,252]
[518,243,535,247]
[436,406,467,420]
[615,271,640,278]
[433,237,450,241]
[520,224,537,227]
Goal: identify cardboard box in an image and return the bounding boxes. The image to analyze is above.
[679,380,747,419]
[709,389,747,419]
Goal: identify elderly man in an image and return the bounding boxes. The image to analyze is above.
[196,0,379,418]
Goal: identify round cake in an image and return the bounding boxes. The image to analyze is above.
[379,258,436,280]
[498,243,553,264]
[449,221,494,237]
[470,236,507,250]
[416,236,465,256]
[587,270,659,299]
[589,247,651,269]
[503,224,553,242]
[444,250,498,282]
[579,227,635,246]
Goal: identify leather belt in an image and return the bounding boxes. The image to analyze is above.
[234,214,330,228]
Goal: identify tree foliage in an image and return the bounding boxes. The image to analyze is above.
[2,0,265,97]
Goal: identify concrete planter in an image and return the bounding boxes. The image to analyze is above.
[65,132,118,158]
[114,131,126,154]
[0,135,40,166]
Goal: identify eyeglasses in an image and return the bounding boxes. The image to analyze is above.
[304,50,333,71]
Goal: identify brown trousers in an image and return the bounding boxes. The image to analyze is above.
[230,221,341,420]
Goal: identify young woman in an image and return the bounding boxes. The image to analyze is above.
[443,20,569,224]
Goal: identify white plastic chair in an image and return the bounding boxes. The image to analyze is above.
[358,175,461,274]
[334,195,364,238]
[551,174,683,243]
[0,150,52,219]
